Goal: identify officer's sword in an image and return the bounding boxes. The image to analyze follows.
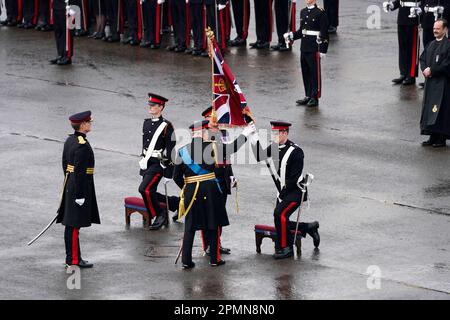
[293,173,313,259]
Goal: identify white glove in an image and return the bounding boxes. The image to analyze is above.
[139,157,148,170]
[218,4,226,10]
[382,1,394,13]
[161,177,172,185]
[437,6,445,14]
[409,7,422,17]
[230,176,237,188]
[185,0,189,4]
[157,0,165,4]
[75,198,85,206]
[283,32,293,42]
[249,131,259,145]
[241,122,257,137]
[319,53,326,59]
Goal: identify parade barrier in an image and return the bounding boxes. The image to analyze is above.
[254,225,302,255]
[124,197,167,229]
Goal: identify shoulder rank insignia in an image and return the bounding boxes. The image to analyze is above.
[78,136,86,144]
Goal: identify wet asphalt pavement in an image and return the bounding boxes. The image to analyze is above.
[0,0,449,299]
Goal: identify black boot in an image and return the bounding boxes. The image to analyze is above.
[57,56,72,65]
[296,97,311,105]
[148,214,168,230]
[273,246,294,259]
[307,221,320,248]
[392,75,406,84]
[306,98,319,107]
[402,77,416,85]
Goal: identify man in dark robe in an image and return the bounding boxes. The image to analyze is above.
[420,19,450,147]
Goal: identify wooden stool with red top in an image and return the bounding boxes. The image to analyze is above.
[124,197,167,229]
[254,224,302,256]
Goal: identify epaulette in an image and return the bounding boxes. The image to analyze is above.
[78,136,86,144]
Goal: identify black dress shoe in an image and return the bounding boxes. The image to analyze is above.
[421,138,435,146]
[88,32,98,38]
[94,33,105,39]
[192,49,201,56]
[432,141,446,148]
[24,23,35,29]
[249,41,259,48]
[78,260,94,268]
[140,41,151,47]
[150,44,160,49]
[122,36,132,44]
[50,56,62,64]
[174,46,187,53]
[419,82,425,88]
[17,23,25,28]
[107,35,120,43]
[166,44,177,51]
[185,47,193,54]
[219,246,231,255]
[74,29,81,36]
[128,39,139,46]
[279,45,291,52]
[210,259,226,267]
[0,20,7,26]
[35,25,42,31]
[77,30,88,37]
[402,78,416,85]
[306,98,319,107]
[307,221,320,248]
[57,57,72,65]
[270,43,282,50]
[273,247,294,259]
[148,215,168,230]
[200,50,209,57]
[230,37,246,47]
[392,76,406,84]
[256,41,270,49]
[182,262,195,269]
[41,24,53,31]
[7,21,17,27]
[296,97,311,105]
[172,213,179,222]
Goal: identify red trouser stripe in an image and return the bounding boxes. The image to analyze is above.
[33,0,39,25]
[49,1,53,25]
[225,5,230,39]
[291,3,296,32]
[410,26,418,78]
[119,0,124,33]
[202,5,207,49]
[268,0,273,42]
[216,228,221,262]
[220,10,225,49]
[280,202,297,248]
[137,2,142,41]
[72,228,79,265]
[168,0,172,27]
[144,173,161,218]
[17,0,23,22]
[243,0,248,39]
[316,51,321,99]
[156,3,161,44]
[185,3,190,47]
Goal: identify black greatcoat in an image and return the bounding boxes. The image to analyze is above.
[420,37,450,138]
[57,131,100,228]
[174,137,229,231]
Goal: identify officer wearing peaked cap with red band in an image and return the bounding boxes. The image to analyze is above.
[138,93,177,230]
[252,121,320,259]
[57,111,100,268]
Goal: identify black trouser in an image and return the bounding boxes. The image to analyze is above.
[422,27,434,51]
[301,51,321,100]
[274,0,288,44]
[231,0,250,40]
[64,226,82,265]
[126,0,142,40]
[138,166,164,219]
[171,0,188,47]
[253,0,271,42]
[190,2,205,50]
[182,228,221,265]
[398,24,419,79]
[54,8,74,57]
[324,0,339,28]
[37,0,52,25]
[143,0,162,44]
[274,199,308,250]
[5,0,20,22]
[22,0,37,25]
[428,133,447,143]
[105,0,119,36]
[201,194,227,250]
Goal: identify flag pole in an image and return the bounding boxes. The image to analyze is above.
[206,27,218,124]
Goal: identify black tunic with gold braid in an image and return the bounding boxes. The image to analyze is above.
[57,131,100,228]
